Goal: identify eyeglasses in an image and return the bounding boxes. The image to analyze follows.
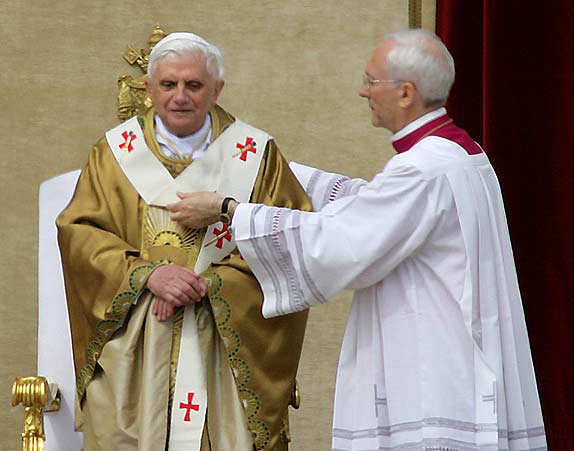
[361,75,403,88]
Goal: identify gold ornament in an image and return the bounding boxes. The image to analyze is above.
[117,25,168,121]
[11,376,60,451]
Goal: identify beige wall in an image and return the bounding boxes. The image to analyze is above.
[0,1,435,449]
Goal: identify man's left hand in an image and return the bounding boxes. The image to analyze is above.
[167,191,224,228]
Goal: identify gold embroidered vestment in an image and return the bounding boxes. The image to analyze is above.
[57,105,311,450]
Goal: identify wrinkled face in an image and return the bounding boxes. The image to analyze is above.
[146,52,224,137]
[359,42,402,133]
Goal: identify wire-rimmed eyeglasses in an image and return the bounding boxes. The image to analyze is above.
[361,75,403,89]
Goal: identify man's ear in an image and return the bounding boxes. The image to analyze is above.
[398,81,417,108]
[214,80,225,100]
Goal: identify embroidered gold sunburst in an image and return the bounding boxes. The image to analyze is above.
[153,230,185,247]
[142,205,204,266]
[144,206,198,249]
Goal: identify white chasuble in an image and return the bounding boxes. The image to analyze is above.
[106,116,269,451]
[233,112,546,451]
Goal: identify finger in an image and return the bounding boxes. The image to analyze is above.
[166,201,184,213]
[170,211,186,222]
[170,212,193,227]
[157,299,165,321]
[178,280,207,303]
[177,191,193,199]
[160,300,168,321]
[169,288,195,305]
[184,272,208,297]
[188,277,208,298]
[165,303,175,319]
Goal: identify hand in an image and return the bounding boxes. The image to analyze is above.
[167,191,224,229]
[146,265,208,320]
[152,298,175,322]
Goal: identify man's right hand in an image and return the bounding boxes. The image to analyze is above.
[146,264,208,321]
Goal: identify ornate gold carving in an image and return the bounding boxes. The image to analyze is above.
[117,25,167,121]
[11,376,61,451]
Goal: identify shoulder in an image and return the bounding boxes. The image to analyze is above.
[81,134,126,181]
[389,136,477,180]
[213,104,275,139]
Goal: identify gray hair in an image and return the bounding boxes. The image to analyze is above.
[383,29,455,107]
[147,32,225,81]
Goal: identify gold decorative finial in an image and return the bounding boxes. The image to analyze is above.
[118,25,168,121]
[122,24,167,73]
[12,376,61,451]
[148,24,167,49]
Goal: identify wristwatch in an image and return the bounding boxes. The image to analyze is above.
[219,197,236,224]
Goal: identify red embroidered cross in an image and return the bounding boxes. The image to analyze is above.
[119,130,137,152]
[179,392,200,422]
[235,137,257,161]
[213,224,232,249]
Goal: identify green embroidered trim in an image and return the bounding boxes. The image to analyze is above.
[238,387,261,419]
[77,364,95,393]
[219,326,241,356]
[75,261,161,400]
[202,270,271,450]
[108,291,136,320]
[229,357,250,388]
[129,266,152,291]
[95,319,122,340]
[249,418,271,450]
[210,295,231,326]
[204,271,223,297]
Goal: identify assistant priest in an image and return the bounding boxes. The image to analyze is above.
[167,29,547,451]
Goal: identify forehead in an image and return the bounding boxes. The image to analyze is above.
[151,51,210,79]
[366,41,394,75]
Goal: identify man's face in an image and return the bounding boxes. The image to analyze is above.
[359,42,402,133]
[146,52,224,137]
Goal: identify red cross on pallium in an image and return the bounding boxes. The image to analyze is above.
[213,224,232,249]
[179,392,200,422]
[236,137,257,161]
[119,130,137,152]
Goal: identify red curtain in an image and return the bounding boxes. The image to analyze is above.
[436,1,574,449]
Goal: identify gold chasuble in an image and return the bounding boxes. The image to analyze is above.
[57,105,311,451]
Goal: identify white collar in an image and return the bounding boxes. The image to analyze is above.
[391,107,447,142]
[155,114,212,160]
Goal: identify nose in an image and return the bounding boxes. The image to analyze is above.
[358,84,369,98]
[173,85,190,103]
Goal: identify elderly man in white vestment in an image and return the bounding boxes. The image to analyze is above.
[166,29,547,451]
[57,32,311,451]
